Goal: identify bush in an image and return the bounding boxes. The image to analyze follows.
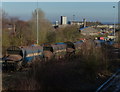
[13,42,111,91]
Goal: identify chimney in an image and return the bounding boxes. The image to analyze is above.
[83,18,86,27]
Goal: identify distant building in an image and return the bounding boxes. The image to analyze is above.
[80,27,99,36]
[61,16,67,25]
[83,18,86,27]
[108,35,116,39]
[97,25,109,28]
[96,25,117,29]
[55,21,59,26]
[68,18,86,27]
[7,24,13,30]
[69,21,83,26]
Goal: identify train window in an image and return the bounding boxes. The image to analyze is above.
[7,46,23,56]
[43,46,53,53]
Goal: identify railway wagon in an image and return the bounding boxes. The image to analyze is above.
[42,43,67,60]
[2,41,82,70]
[65,41,76,57]
[2,45,43,70]
[43,42,76,60]
[52,43,66,59]
[43,43,54,61]
[74,41,83,51]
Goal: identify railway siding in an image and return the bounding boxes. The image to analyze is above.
[96,69,120,92]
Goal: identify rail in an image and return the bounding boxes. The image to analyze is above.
[96,69,120,92]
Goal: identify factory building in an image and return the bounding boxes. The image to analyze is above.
[69,21,83,26]
[80,27,99,36]
[83,18,86,27]
[55,21,59,26]
[68,18,86,27]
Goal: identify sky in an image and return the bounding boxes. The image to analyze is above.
[2,2,119,24]
[2,0,120,2]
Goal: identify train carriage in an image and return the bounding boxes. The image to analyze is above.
[22,46,43,62]
[74,41,83,51]
[2,40,85,71]
[52,43,66,59]
[64,41,76,57]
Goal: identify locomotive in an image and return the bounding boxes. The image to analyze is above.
[2,45,43,70]
[2,41,83,71]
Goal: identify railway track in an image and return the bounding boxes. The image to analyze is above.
[96,47,120,92]
[96,69,120,92]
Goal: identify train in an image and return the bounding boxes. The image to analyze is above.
[2,45,43,70]
[2,41,83,71]
[2,39,114,71]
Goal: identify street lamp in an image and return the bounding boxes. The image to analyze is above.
[36,8,39,45]
[113,6,116,41]
[36,1,39,45]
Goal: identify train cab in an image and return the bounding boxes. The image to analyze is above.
[5,46,23,62]
[3,46,43,70]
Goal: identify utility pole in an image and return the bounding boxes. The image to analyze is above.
[83,18,86,28]
[36,1,39,45]
[113,6,116,41]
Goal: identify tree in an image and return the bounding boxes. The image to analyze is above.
[46,31,56,43]
[117,30,120,43]
[2,10,9,28]
[30,8,53,44]
[63,25,80,41]
[2,10,10,54]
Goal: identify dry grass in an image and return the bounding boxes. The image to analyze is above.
[3,41,114,91]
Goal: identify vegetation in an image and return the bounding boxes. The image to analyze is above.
[116,28,120,43]
[30,9,54,44]
[2,40,114,91]
[55,25,82,42]
[2,8,120,91]
[2,9,83,54]
[86,21,102,27]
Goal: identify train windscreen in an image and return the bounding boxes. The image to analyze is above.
[7,46,23,57]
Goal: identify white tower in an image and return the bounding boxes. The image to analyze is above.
[55,21,59,26]
[83,18,86,27]
[61,16,67,25]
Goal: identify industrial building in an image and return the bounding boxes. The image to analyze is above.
[79,27,99,36]
[61,16,67,25]
[68,18,86,27]
[69,21,83,26]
